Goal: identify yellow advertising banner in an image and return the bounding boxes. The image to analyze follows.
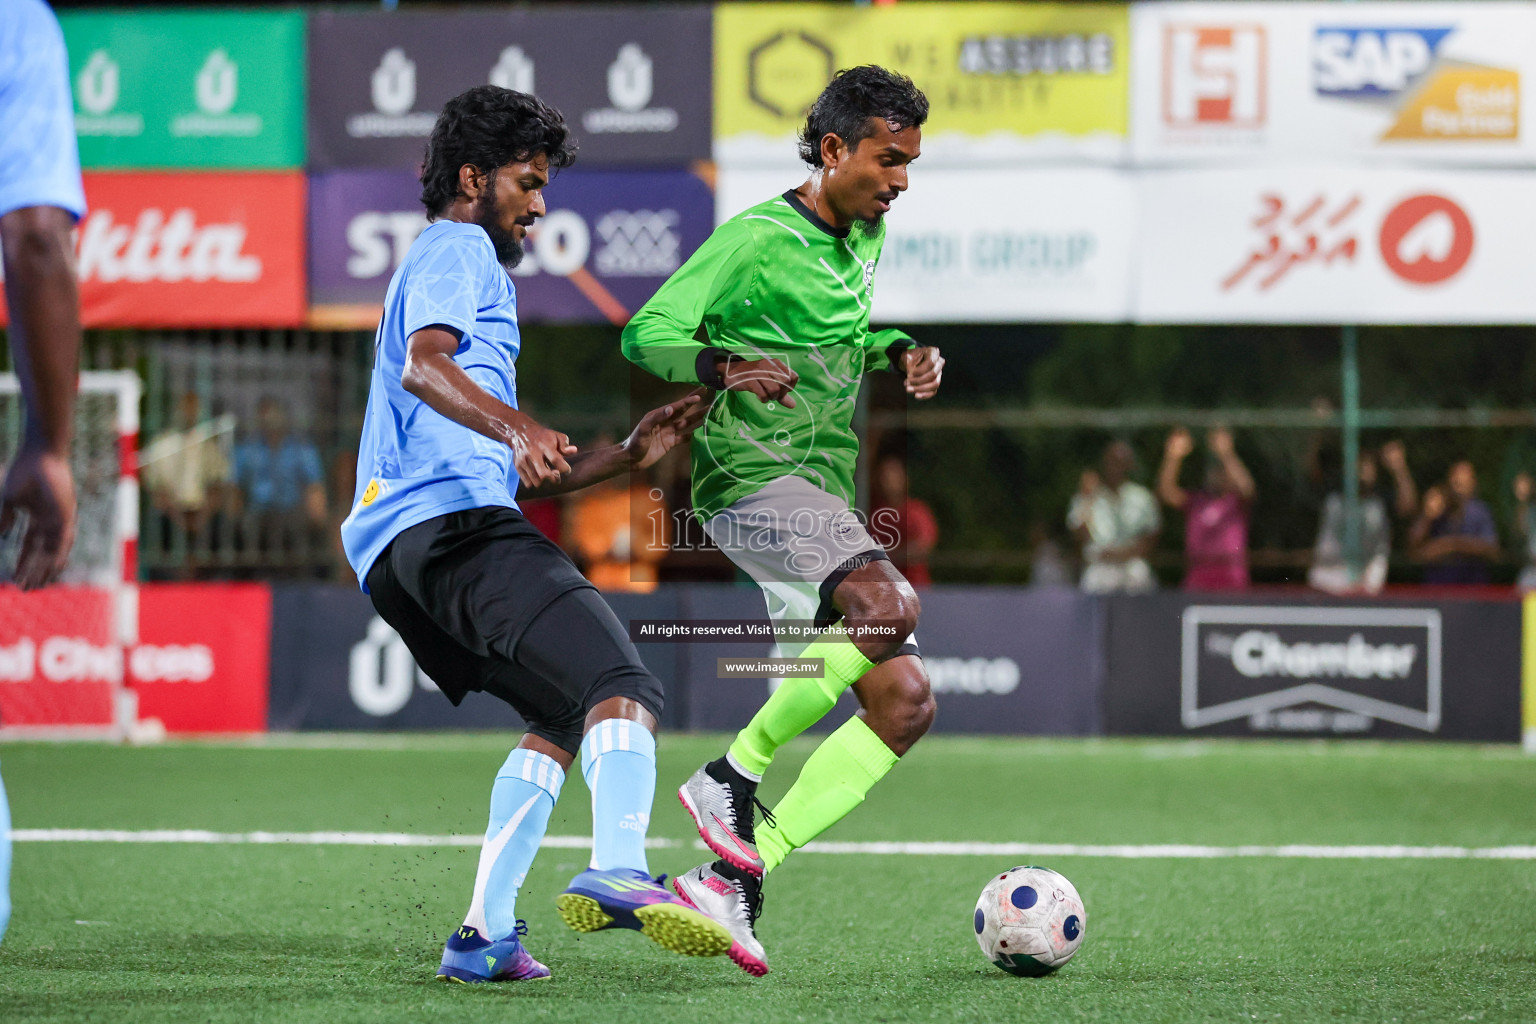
[714,2,1129,166]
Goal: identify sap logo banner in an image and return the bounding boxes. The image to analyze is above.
[309,169,712,325]
[1313,26,1517,141]
[1182,606,1441,734]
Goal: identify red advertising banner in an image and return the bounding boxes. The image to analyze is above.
[0,172,306,328]
[130,583,270,733]
[0,587,118,730]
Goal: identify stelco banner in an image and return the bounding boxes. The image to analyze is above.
[1131,2,1536,166]
[714,2,1129,166]
[1134,167,1536,323]
[1,173,306,329]
[1103,594,1520,741]
[60,10,305,169]
[307,8,711,170]
[308,168,713,326]
[716,167,1135,322]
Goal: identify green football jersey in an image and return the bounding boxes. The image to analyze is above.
[622,191,912,520]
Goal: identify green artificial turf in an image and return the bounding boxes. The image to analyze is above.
[1,734,1533,1023]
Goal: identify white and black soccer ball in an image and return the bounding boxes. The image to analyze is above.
[974,866,1086,976]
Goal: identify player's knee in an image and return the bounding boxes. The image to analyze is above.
[844,583,920,662]
[866,662,934,753]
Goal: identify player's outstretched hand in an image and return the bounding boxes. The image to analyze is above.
[0,446,76,590]
[901,346,944,399]
[624,391,708,470]
[722,357,798,409]
[508,417,577,488]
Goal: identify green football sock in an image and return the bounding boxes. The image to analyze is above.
[726,632,874,776]
[758,716,899,873]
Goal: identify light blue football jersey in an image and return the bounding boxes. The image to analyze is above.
[341,220,523,589]
[0,0,86,220]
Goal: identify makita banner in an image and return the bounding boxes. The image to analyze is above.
[1130,2,1536,166]
[60,9,305,169]
[1103,593,1519,740]
[130,584,270,734]
[306,7,711,170]
[1133,167,1536,324]
[308,168,713,326]
[0,173,306,329]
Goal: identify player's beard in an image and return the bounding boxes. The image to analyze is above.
[853,215,881,238]
[472,177,526,268]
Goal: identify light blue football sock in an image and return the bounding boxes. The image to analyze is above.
[461,747,564,942]
[581,719,657,873]
[1,765,10,944]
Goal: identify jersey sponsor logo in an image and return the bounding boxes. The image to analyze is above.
[360,479,382,506]
[1378,194,1474,285]
[1162,24,1267,129]
[75,49,145,137]
[582,43,679,135]
[171,49,262,139]
[1313,26,1518,142]
[346,48,437,139]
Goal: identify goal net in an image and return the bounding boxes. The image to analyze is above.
[0,371,140,737]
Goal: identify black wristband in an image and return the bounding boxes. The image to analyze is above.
[696,346,735,389]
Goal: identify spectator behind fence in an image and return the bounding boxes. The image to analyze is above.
[141,391,231,576]
[1156,426,1254,590]
[1068,440,1160,593]
[871,451,938,587]
[1308,440,1419,594]
[1409,459,1498,585]
[234,397,326,574]
[1511,472,1536,590]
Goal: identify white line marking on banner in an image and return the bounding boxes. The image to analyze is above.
[8,830,1535,859]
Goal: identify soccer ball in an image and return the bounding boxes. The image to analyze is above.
[973,866,1086,976]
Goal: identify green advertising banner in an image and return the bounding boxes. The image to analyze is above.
[60,10,305,169]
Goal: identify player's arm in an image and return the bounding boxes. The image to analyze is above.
[402,326,575,488]
[0,204,81,589]
[622,220,797,406]
[517,392,707,498]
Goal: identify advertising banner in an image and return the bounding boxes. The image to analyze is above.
[266,586,683,731]
[1103,593,1520,741]
[130,584,270,734]
[60,10,305,169]
[717,167,1135,323]
[0,587,117,730]
[1133,167,1536,324]
[0,173,306,329]
[308,168,713,326]
[714,2,1130,166]
[307,8,711,170]
[1130,2,1536,166]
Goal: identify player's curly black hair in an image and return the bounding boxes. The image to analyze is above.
[419,86,578,219]
[797,65,928,167]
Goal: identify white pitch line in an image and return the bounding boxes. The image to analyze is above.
[7,830,1536,860]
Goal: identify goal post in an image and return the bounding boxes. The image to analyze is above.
[0,370,141,738]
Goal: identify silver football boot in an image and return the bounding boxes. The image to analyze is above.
[672,862,768,977]
[677,763,768,878]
